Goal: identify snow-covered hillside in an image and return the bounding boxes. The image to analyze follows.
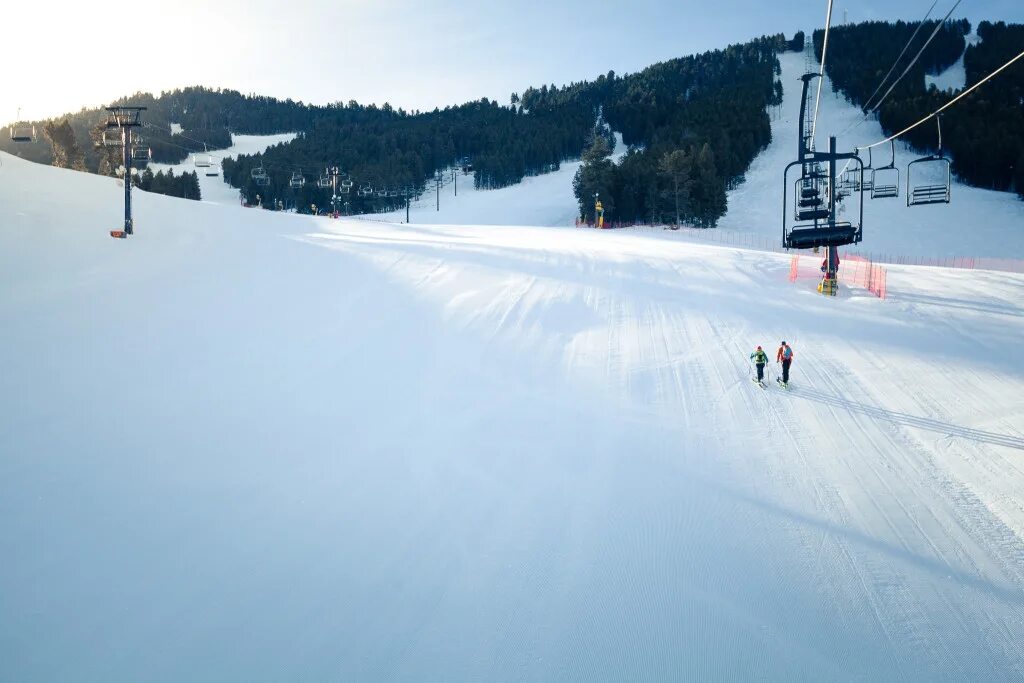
[925,33,979,93]
[360,47,1024,261]
[148,132,297,206]
[377,133,627,227]
[2,149,1024,680]
[720,48,1024,259]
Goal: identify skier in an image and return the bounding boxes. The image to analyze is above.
[776,341,794,387]
[749,345,768,386]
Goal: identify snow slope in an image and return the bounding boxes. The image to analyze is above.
[148,132,297,206]
[719,49,1024,259]
[2,150,1024,681]
[377,133,627,227]
[925,33,979,93]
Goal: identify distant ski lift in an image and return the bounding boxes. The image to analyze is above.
[289,171,305,188]
[130,144,151,163]
[9,108,36,143]
[9,122,35,143]
[251,165,269,186]
[318,172,331,189]
[388,189,398,198]
[907,116,951,207]
[102,129,123,147]
[205,161,219,177]
[194,153,213,168]
[376,187,387,198]
[870,141,899,199]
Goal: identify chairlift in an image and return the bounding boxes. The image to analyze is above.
[907,116,951,207]
[289,171,305,189]
[102,129,123,147]
[870,141,899,199]
[794,172,830,222]
[251,165,269,186]
[856,147,874,192]
[357,183,372,197]
[194,153,212,169]
[130,144,151,163]
[318,171,331,189]
[9,108,36,143]
[388,189,398,198]
[376,187,387,198]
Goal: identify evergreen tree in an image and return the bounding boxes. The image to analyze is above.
[42,119,86,171]
[658,149,692,228]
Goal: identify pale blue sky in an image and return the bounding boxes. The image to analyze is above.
[3,0,1020,122]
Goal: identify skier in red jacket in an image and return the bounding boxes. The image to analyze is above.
[776,341,794,387]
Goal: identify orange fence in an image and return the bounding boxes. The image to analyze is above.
[788,253,887,299]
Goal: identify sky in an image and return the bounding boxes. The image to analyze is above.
[2,0,1021,124]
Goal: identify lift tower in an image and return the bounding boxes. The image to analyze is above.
[105,106,146,239]
[783,75,864,295]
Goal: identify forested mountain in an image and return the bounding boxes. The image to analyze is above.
[225,34,786,225]
[817,19,1024,197]
[3,19,1021,212]
[574,35,786,227]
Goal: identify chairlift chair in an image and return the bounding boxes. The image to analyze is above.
[194,153,211,169]
[376,188,387,198]
[251,166,270,186]
[794,174,830,222]
[388,189,398,198]
[9,108,36,143]
[907,116,952,207]
[131,144,151,163]
[783,146,865,252]
[289,171,305,189]
[102,129,123,147]
[9,122,36,143]
[856,147,874,192]
[318,171,331,189]
[870,141,899,199]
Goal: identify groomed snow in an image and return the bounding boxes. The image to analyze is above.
[2,149,1024,680]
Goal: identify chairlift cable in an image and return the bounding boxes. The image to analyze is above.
[864,0,963,117]
[837,0,940,139]
[858,46,1024,151]
[810,0,836,141]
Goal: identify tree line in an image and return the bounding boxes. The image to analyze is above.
[816,19,1024,198]
[574,36,788,227]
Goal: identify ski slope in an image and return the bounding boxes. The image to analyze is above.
[148,132,297,206]
[2,149,1024,680]
[925,33,978,93]
[377,133,627,227]
[719,48,1024,259]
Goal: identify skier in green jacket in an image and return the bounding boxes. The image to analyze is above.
[749,345,768,385]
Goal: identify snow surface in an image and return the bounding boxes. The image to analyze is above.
[378,133,627,227]
[148,132,297,206]
[924,33,978,94]
[2,149,1024,680]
